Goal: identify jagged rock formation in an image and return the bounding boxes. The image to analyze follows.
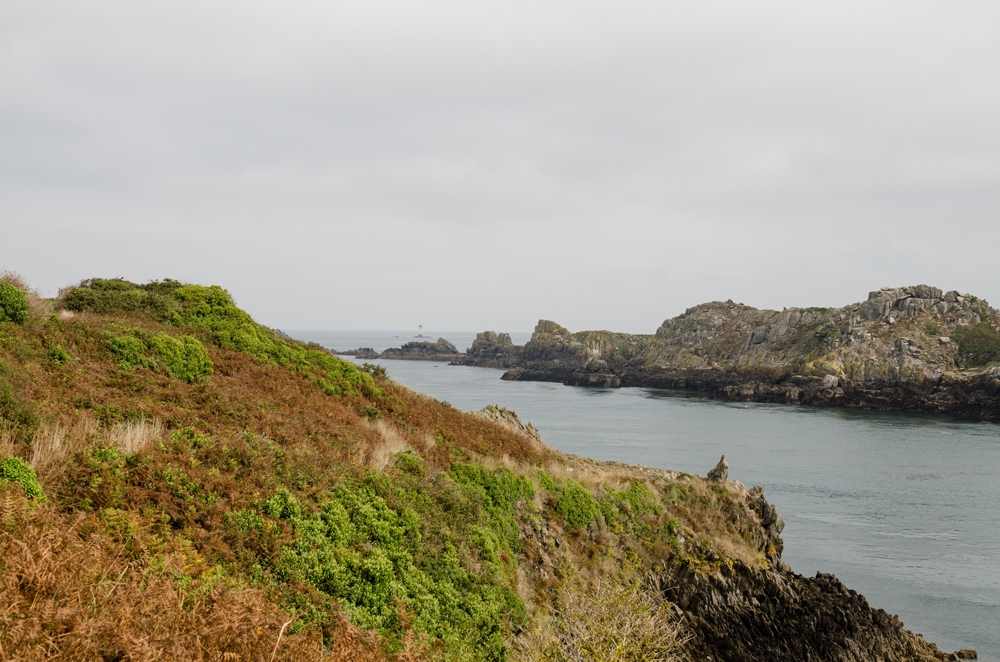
[456,331,524,368]
[337,347,378,359]
[471,405,541,440]
[707,455,728,483]
[498,320,650,387]
[493,286,1000,421]
[377,337,460,361]
[660,566,954,662]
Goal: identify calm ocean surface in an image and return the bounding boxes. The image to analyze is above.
[293,330,1000,658]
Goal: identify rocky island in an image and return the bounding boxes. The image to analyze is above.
[463,285,1000,421]
[377,337,460,361]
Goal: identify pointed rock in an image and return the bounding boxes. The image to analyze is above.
[707,455,729,483]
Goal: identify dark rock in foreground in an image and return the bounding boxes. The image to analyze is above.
[660,565,954,662]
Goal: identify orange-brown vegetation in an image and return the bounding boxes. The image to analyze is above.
[0,276,778,661]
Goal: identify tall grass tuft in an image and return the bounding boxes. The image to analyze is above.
[513,580,688,662]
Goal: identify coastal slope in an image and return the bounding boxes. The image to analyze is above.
[0,276,968,660]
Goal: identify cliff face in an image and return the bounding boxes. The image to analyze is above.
[481,320,651,387]
[457,331,524,368]
[495,286,1000,421]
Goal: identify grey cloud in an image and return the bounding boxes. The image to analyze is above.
[2,1,999,331]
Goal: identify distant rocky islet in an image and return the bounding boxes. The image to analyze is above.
[346,285,1000,422]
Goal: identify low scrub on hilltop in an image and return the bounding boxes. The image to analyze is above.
[0,277,774,660]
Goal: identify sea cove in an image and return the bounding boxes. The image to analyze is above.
[296,330,1000,659]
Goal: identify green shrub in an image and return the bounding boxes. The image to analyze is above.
[0,362,39,443]
[65,279,379,399]
[271,483,518,659]
[148,333,213,383]
[48,345,71,364]
[63,278,180,316]
[451,463,535,552]
[361,363,387,378]
[0,284,28,324]
[555,481,600,531]
[923,322,942,337]
[0,456,44,499]
[537,470,558,493]
[106,334,151,370]
[954,322,1000,366]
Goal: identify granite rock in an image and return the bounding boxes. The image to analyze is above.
[707,455,729,483]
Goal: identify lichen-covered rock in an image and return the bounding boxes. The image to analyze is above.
[479,286,1000,421]
[472,404,540,440]
[500,320,649,387]
[707,455,729,483]
[460,330,524,368]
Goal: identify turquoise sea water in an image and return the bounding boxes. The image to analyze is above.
[292,331,1000,659]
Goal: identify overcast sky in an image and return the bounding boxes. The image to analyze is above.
[2,1,998,333]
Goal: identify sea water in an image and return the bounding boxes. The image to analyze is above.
[291,330,1000,658]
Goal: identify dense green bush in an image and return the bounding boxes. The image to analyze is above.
[148,333,213,383]
[106,334,152,370]
[269,483,517,660]
[0,361,39,443]
[0,456,44,499]
[451,463,534,552]
[48,345,71,364]
[0,284,28,324]
[63,278,179,316]
[954,322,1000,366]
[555,481,600,531]
[65,279,378,399]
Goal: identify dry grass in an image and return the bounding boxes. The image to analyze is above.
[0,488,334,661]
[512,579,689,662]
[28,418,99,475]
[0,427,18,461]
[0,483,434,661]
[107,418,166,455]
[366,419,410,472]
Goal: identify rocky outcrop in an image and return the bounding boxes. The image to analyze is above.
[499,320,651,387]
[471,405,541,440]
[378,338,460,361]
[707,455,729,483]
[518,442,964,662]
[493,286,1000,421]
[659,565,955,662]
[658,477,954,661]
[458,331,524,368]
[337,347,379,359]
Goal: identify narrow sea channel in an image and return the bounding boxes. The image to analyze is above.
[293,331,1000,659]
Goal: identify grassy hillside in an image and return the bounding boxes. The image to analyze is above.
[0,276,776,661]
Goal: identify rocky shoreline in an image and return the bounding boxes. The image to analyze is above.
[541,441,978,662]
[461,285,1000,422]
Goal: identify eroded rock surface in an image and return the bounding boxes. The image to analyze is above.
[458,331,524,368]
